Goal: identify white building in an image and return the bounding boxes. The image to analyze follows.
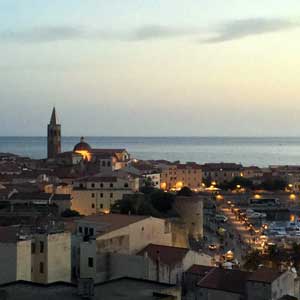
[76,214,173,279]
[0,226,31,284]
[0,226,71,285]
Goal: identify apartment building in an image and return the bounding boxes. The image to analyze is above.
[160,163,202,191]
[72,174,134,215]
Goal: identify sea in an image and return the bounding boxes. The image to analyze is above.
[1,136,300,167]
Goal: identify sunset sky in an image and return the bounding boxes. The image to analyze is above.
[1,1,300,136]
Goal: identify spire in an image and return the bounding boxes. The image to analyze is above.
[50,107,57,125]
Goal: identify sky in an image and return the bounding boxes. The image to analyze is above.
[1,0,300,136]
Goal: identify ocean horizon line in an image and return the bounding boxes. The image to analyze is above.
[1,135,300,139]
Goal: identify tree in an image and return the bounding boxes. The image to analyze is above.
[260,178,287,191]
[150,190,175,214]
[243,250,262,271]
[219,176,253,190]
[177,187,194,197]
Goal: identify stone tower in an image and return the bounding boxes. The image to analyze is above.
[47,107,61,159]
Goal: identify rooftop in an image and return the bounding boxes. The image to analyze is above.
[9,192,71,201]
[77,213,149,235]
[186,265,215,276]
[75,175,118,183]
[247,268,282,283]
[0,277,178,300]
[138,244,189,266]
[202,163,243,171]
[197,268,250,295]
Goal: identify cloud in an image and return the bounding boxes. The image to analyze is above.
[0,26,86,43]
[130,25,198,41]
[202,18,299,43]
[0,25,199,43]
[1,19,298,44]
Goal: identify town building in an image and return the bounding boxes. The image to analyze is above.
[47,107,61,160]
[6,192,71,215]
[0,226,31,284]
[202,163,243,185]
[137,244,212,284]
[71,174,134,215]
[124,160,161,189]
[160,162,202,191]
[184,265,298,300]
[31,231,71,284]
[242,166,263,180]
[63,136,131,171]
[76,214,173,279]
[0,225,71,285]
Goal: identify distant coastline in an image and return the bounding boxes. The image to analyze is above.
[1,136,300,167]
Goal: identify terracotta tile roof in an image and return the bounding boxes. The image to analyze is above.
[138,244,189,266]
[76,175,118,182]
[247,268,282,283]
[176,163,202,170]
[201,163,243,171]
[197,268,250,295]
[77,214,149,235]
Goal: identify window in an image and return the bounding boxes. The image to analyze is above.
[110,183,113,188]
[88,257,94,268]
[40,241,44,253]
[39,262,44,273]
[107,161,111,167]
[100,204,103,209]
[91,183,95,188]
[110,193,113,198]
[80,183,83,188]
[79,226,83,233]
[31,243,36,254]
[91,193,95,198]
[84,227,89,236]
[102,161,106,167]
[124,183,129,188]
[100,183,103,188]
[91,203,95,209]
[89,228,94,236]
[141,227,144,231]
[100,193,103,198]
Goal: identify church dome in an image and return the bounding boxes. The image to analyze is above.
[73,137,92,152]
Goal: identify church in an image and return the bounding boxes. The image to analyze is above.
[47,107,130,171]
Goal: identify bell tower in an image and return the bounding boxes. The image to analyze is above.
[47,107,61,159]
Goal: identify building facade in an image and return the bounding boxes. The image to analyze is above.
[160,163,202,191]
[71,175,134,215]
